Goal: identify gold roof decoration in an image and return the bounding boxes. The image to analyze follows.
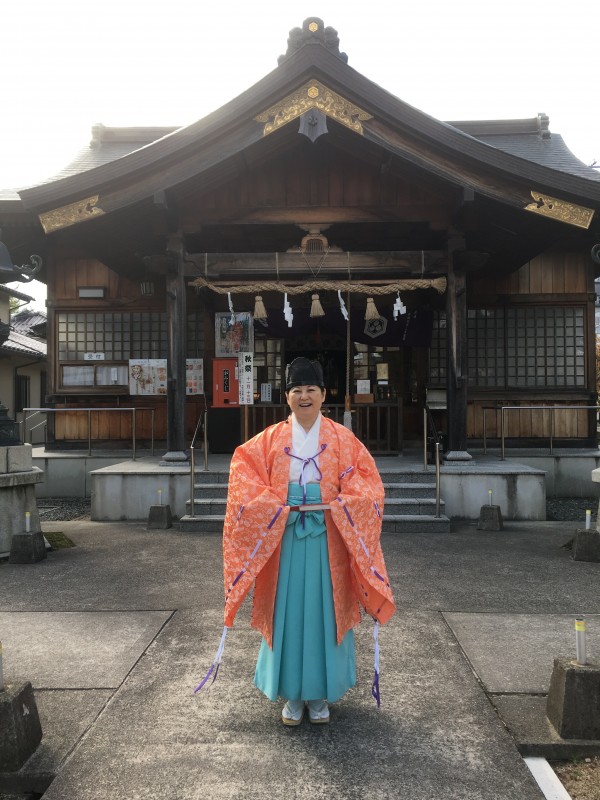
[255,80,372,137]
[524,191,594,229]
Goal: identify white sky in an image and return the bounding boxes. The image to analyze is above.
[3,0,599,309]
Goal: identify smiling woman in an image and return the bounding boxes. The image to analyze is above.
[199,355,396,726]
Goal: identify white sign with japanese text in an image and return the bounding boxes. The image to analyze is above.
[238,352,254,405]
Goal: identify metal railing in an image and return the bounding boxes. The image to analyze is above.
[243,402,403,454]
[21,407,155,459]
[481,404,600,458]
[422,407,442,517]
[189,406,208,517]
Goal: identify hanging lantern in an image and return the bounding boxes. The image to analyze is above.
[310,293,325,318]
[253,295,267,321]
[365,297,380,320]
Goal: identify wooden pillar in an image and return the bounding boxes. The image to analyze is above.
[160,233,188,464]
[445,240,472,461]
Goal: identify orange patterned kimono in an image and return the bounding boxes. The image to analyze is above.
[222,415,396,647]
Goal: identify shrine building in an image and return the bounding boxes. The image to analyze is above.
[1,17,600,465]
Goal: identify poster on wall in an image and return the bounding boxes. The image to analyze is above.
[238,352,254,405]
[186,359,204,395]
[129,359,167,395]
[215,312,253,357]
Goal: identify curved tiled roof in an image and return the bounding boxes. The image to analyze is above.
[450,116,600,183]
[0,328,46,358]
[4,24,600,212]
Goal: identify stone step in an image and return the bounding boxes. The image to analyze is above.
[383,482,439,498]
[192,469,436,485]
[191,472,230,484]
[380,514,451,533]
[192,481,438,500]
[186,496,444,515]
[176,512,451,534]
[192,483,229,498]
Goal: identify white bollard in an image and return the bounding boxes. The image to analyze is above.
[575,617,587,665]
[585,509,591,530]
[157,489,163,506]
[488,490,493,506]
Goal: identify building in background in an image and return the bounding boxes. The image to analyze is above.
[0,287,47,442]
[0,17,599,457]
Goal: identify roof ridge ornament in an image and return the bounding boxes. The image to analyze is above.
[278,18,348,64]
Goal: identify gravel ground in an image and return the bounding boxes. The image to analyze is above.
[37,496,600,523]
[37,498,91,521]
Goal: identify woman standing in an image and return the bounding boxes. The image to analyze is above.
[205,357,395,725]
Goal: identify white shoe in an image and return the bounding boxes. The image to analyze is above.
[307,699,329,724]
[281,699,305,726]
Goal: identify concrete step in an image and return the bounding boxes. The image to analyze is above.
[384,498,445,514]
[192,483,229,498]
[383,482,439,498]
[192,481,438,500]
[381,514,451,533]
[191,472,230,484]
[379,470,437,483]
[177,513,451,534]
[185,497,445,516]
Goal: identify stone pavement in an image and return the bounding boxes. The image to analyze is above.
[1,518,599,799]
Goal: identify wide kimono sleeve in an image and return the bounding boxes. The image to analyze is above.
[327,429,396,627]
[222,428,289,630]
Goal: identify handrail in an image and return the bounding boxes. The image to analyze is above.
[423,406,443,518]
[481,404,600,459]
[21,407,155,460]
[435,441,441,517]
[189,396,208,517]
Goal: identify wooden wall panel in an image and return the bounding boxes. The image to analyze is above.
[53,252,146,304]
[470,250,591,299]
[181,148,453,222]
[467,395,593,441]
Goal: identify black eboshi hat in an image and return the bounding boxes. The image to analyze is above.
[285,357,325,390]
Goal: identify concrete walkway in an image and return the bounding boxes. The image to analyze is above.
[1,518,599,799]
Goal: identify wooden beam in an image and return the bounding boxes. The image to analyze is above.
[183,250,447,279]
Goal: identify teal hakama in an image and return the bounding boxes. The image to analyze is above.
[254,482,356,703]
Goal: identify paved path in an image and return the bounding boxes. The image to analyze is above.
[1,518,598,798]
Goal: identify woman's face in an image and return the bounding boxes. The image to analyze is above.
[286,384,326,429]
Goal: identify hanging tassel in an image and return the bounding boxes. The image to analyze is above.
[194,626,229,694]
[283,293,294,328]
[393,292,406,321]
[253,295,267,321]
[371,620,381,708]
[310,293,325,318]
[227,292,235,325]
[365,297,380,320]
[338,290,349,321]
